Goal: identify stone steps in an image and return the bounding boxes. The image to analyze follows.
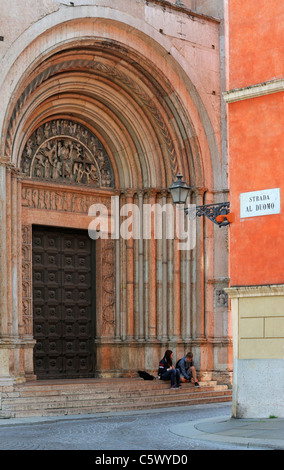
[0,378,232,418]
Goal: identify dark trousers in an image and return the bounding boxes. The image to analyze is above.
[160,368,181,386]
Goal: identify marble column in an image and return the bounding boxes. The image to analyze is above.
[161,190,169,341]
[6,163,12,337]
[119,191,127,340]
[113,191,121,340]
[0,158,9,340]
[192,187,207,341]
[137,190,144,341]
[11,168,19,338]
[125,189,135,340]
[180,191,192,342]
[155,191,163,340]
[0,158,20,384]
[148,189,157,340]
[173,218,181,340]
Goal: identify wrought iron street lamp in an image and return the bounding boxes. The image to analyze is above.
[169,174,233,227]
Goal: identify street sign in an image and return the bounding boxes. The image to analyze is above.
[240,188,280,218]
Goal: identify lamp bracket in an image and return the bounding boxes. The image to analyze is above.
[185,202,231,227]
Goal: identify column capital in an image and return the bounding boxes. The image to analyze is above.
[145,188,159,198]
[120,188,136,198]
[191,186,208,197]
[0,156,10,166]
[160,189,169,198]
[124,188,136,199]
[11,166,21,177]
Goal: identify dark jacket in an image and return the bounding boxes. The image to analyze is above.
[158,357,172,377]
[177,356,194,380]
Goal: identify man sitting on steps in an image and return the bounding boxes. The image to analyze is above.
[176,352,200,387]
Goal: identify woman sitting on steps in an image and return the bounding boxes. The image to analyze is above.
[158,350,181,389]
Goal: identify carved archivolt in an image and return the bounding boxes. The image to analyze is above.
[21,119,114,188]
[7,58,180,176]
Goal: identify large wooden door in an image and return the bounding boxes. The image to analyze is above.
[32,226,96,379]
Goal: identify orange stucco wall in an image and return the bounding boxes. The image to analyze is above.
[228,0,284,89]
[228,93,284,286]
[226,0,284,286]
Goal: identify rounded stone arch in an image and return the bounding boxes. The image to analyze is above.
[0,5,232,384]
[0,10,221,193]
[5,45,199,191]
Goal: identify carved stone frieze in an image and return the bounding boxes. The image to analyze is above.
[22,186,112,213]
[21,119,114,188]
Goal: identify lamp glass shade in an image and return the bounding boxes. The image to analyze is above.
[169,174,190,204]
[179,186,190,204]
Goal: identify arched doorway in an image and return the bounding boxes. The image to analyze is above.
[0,11,231,384]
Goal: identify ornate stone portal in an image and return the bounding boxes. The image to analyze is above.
[0,2,233,388]
[0,116,230,382]
[21,119,114,188]
[13,119,117,380]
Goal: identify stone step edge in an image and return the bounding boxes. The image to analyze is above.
[8,382,220,392]
[1,390,232,411]
[2,384,229,399]
[0,396,232,419]
[3,381,224,394]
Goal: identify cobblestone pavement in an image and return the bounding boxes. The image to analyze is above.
[0,402,253,451]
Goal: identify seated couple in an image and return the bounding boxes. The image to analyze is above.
[158,350,200,389]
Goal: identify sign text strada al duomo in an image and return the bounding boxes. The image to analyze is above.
[240,188,281,218]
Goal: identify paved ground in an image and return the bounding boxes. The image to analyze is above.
[0,402,271,451]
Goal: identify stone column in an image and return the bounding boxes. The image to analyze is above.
[137,190,144,340]
[115,242,121,340]
[167,222,173,339]
[173,216,181,340]
[148,189,157,340]
[0,158,15,384]
[0,158,9,339]
[6,164,12,337]
[143,191,149,340]
[11,168,19,338]
[125,189,135,340]
[192,187,207,342]
[203,189,214,342]
[161,190,169,341]
[119,191,127,340]
[17,173,23,337]
[180,191,192,342]
[155,191,163,340]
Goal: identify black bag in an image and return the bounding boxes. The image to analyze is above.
[138,370,155,380]
[175,359,181,369]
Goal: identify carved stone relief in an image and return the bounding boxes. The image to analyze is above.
[101,239,115,336]
[22,225,33,335]
[215,289,228,308]
[21,119,114,188]
[22,186,112,213]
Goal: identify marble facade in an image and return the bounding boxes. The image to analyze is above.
[0,0,231,385]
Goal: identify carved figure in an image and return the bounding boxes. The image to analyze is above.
[21,119,113,187]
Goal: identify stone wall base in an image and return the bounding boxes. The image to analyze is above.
[94,339,233,384]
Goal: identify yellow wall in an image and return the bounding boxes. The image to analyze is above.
[239,296,284,359]
[226,286,284,360]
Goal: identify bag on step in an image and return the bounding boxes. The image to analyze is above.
[138,370,155,380]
